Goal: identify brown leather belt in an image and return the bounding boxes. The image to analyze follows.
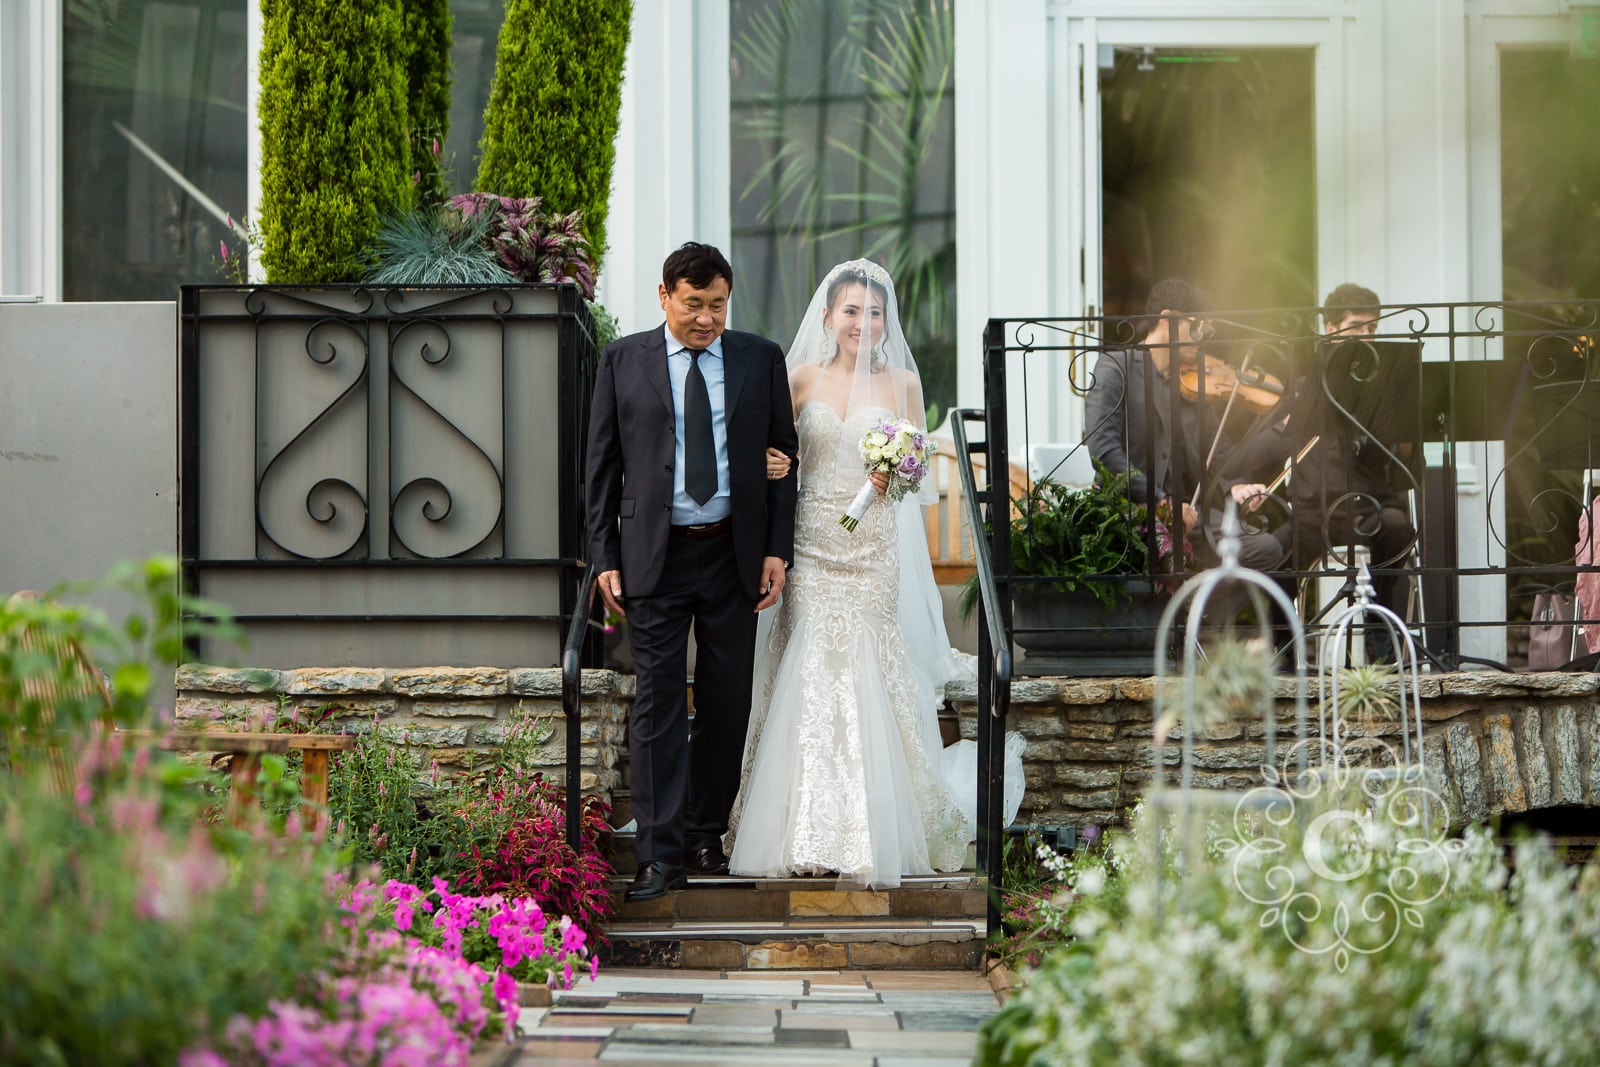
[670,518,731,540]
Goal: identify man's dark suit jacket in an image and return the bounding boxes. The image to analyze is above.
[585,327,799,599]
[1085,346,1178,505]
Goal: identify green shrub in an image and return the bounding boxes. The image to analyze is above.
[258,0,413,282]
[0,747,350,1065]
[405,0,455,207]
[475,0,631,266]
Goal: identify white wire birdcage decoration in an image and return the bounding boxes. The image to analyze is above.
[1308,563,1439,835]
[1145,505,1311,888]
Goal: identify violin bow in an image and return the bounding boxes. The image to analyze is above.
[1190,353,1256,511]
[1263,434,1321,497]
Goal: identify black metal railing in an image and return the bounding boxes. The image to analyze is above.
[956,300,1600,908]
[960,300,1599,677]
[562,564,600,850]
[951,402,1012,930]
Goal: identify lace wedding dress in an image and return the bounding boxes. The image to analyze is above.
[725,404,972,888]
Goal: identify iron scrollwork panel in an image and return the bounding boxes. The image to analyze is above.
[387,297,507,560]
[254,293,372,561]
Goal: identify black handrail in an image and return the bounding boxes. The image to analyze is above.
[950,401,1013,937]
[561,563,599,851]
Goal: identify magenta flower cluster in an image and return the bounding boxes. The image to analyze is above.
[181,876,599,1065]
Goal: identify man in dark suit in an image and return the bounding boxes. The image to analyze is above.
[1085,277,1285,578]
[585,242,799,902]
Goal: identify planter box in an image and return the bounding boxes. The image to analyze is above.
[1011,581,1165,676]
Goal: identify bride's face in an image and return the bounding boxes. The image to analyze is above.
[823,283,885,363]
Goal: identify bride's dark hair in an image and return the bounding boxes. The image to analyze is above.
[824,269,892,373]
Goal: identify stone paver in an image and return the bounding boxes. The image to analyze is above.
[509,967,999,1065]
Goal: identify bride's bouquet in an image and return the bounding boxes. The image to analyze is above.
[839,417,936,531]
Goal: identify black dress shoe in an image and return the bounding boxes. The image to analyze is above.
[624,861,687,902]
[685,844,730,875]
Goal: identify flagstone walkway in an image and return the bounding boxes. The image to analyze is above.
[508,967,998,1065]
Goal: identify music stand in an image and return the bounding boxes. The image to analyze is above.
[1315,339,1424,455]
[1300,340,1431,666]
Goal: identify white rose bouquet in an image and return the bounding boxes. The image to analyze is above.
[838,416,936,531]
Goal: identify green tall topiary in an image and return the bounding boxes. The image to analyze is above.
[406,0,455,207]
[475,0,631,267]
[258,0,413,283]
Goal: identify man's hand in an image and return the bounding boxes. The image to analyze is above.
[596,569,625,619]
[1229,482,1270,513]
[869,471,890,495]
[1180,502,1199,536]
[755,556,787,611]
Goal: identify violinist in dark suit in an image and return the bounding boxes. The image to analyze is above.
[1085,277,1286,581]
[585,242,799,901]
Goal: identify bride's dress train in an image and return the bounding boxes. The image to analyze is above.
[726,404,972,888]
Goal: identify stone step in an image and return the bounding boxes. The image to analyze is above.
[601,914,988,971]
[609,872,989,923]
[606,828,979,876]
[599,872,989,971]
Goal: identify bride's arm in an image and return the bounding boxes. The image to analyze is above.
[765,365,815,480]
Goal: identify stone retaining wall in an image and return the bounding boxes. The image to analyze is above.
[949,672,1600,832]
[178,664,1600,835]
[174,665,633,803]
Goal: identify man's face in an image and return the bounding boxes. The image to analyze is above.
[1326,310,1378,338]
[659,276,731,348]
[1148,310,1208,366]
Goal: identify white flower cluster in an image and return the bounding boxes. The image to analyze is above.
[980,801,1600,1067]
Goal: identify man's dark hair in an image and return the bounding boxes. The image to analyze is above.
[1136,277,1208,340]
[662,242,734,294]
[1322,282,1380,323]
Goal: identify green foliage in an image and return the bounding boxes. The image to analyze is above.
[960,460,1152,618]
[365,205,516,286]
[0,564,346,1065]
[993,826,1123,971]
[404,0,455,207]
[474,0,631,266]
[257,0,413,282]
[586,300,621,350]
[1,557,238,740]
[0,750,352,1065]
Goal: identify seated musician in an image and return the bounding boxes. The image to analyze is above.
[1085,277,1287,587]
[1219,283,1417,646]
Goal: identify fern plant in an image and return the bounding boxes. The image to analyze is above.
[365,207,513,286]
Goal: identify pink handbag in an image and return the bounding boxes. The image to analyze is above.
[1529,590,1577,670]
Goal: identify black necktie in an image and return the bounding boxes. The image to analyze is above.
[683,348,716,505]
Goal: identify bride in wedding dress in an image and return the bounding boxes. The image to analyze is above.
[725,259,978,888]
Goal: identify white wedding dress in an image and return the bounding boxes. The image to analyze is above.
[725,404,972,887]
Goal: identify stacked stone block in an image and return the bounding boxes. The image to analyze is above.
[950,671,1600,832]
[173,665,632,803]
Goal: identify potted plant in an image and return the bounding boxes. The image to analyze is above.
[965,460,1182,676]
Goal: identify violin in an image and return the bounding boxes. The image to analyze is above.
[1177,353,1285,415]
